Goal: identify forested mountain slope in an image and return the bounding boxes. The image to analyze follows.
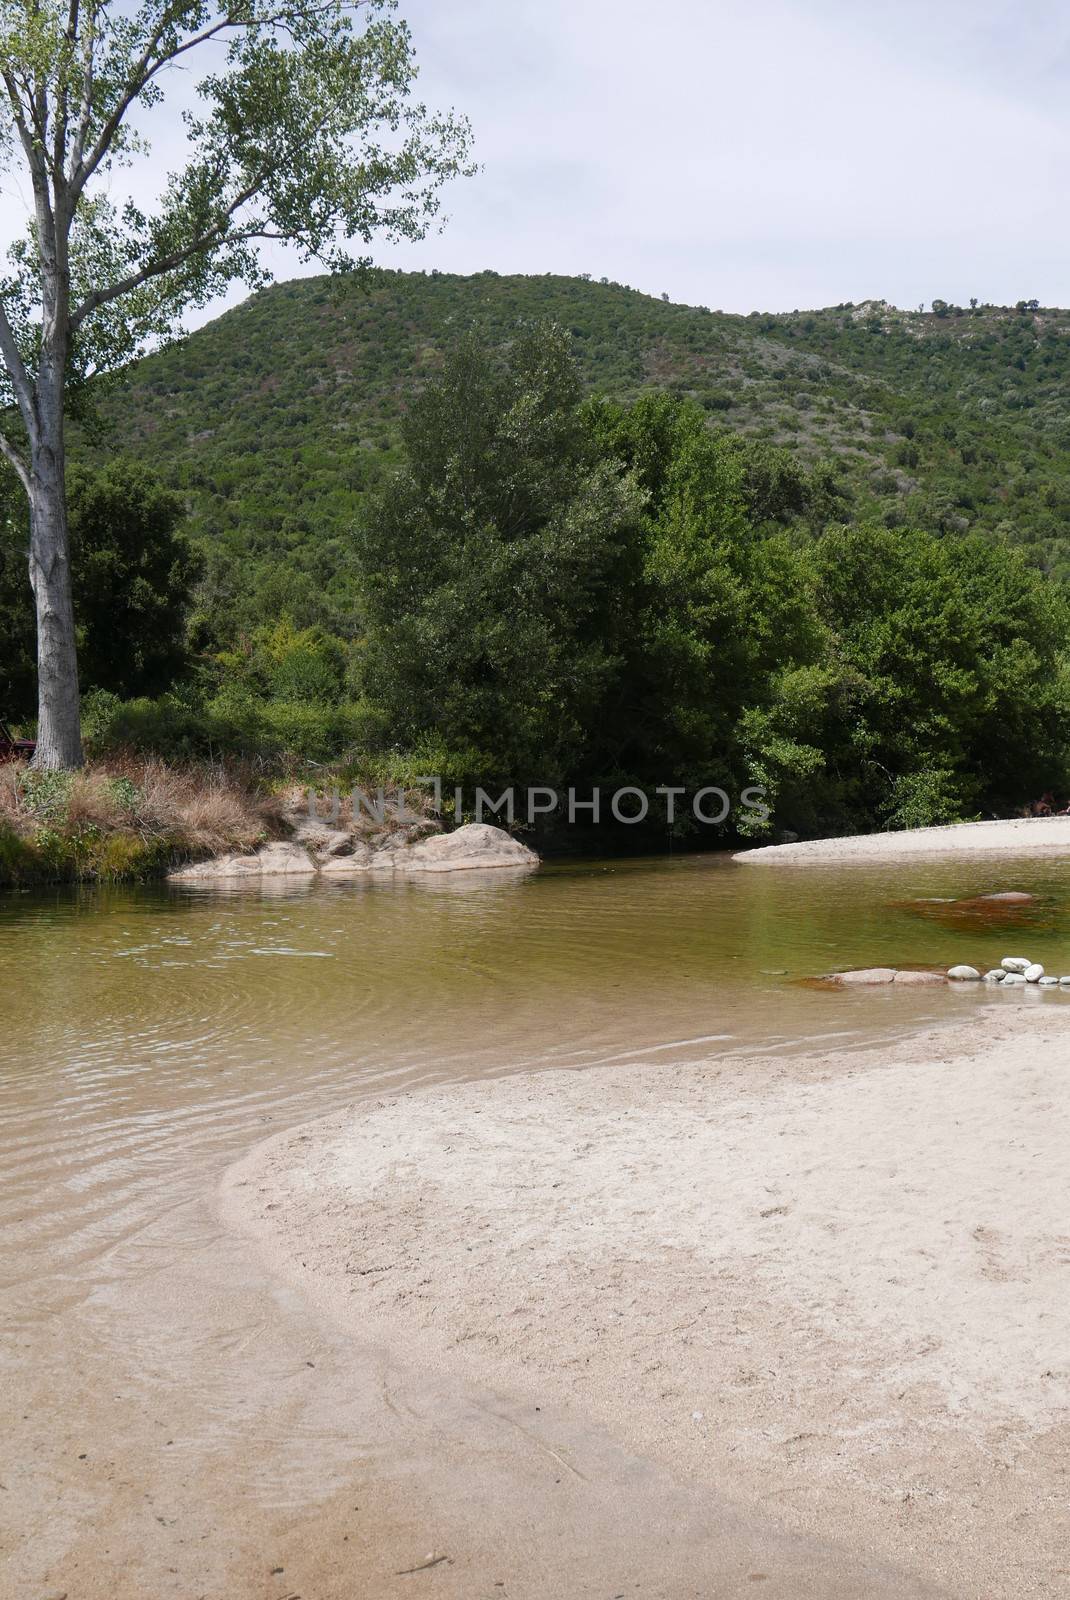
[91,271,1070,636]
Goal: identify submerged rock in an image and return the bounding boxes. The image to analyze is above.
[892,970,946,986]
[168,841,316,881]
[831,968,898,986]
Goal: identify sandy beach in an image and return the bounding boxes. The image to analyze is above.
[222,1006,1070,1599]
[736,815,1070,863]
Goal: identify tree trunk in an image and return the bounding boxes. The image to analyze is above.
[28,437,83,769]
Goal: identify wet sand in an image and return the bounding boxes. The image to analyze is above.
[736,815,1070,863]
[224,1008,1070,1599]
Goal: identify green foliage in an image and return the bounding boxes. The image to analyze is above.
[0,460,200,717]
[810,524,1070,821]
[80,271,1070,656]
[355,325,647,787]
[83,687,378,766]
[0,0,473,419]
[883,770,969,831]
[68,461,202,697]
[350,327,1070,838]
[213,619,349,704]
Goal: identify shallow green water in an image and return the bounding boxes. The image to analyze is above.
[3,847,1069,1595]
[5,845,1070,1308]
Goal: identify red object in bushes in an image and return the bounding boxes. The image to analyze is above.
[0,720,36,760]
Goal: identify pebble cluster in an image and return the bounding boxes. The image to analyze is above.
[948,957,1070,988]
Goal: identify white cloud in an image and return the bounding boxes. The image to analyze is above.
[3,0,1070,320]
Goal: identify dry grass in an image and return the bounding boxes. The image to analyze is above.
[125,758,275,851]
[0,755,281,882]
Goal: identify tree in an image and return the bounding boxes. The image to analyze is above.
[0,0,472,766]
[0,458,201,715]
[810,523,1070,821]
[67,459,202,696]
[355,325,646,787]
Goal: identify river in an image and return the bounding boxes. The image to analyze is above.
[3,851,1067,1597]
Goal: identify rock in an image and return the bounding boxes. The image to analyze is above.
[1024,963,1045,982]
[1038,976,1059,987]
[168,841,315,881]
[982,969,1006,982]
[399,823,538,874]
[979,891,1035,903]
[1001,956,1031,973]
[292,821,355,858]
[892,970,946,986]
[320,843,375,876]
[1001,972,1026,985]
[947,965,982,980]
[1061,977,1070,987]
[257,842,318,876]
[831,968,898,986]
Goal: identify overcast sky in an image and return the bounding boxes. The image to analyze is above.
[5,0,1070,318]
[373,0,1070,314]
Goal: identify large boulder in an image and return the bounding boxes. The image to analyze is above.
[169,822,538,882]
[399,822,538,874]
[169,841,315,881]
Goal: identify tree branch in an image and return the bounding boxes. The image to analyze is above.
[71,3,326,201]
[0,300,37,439]
[0,427,31,493]
[69,170,272,330]
[2,67,38,163]
[3,68,58,243]
[69,0,99,176]
[53,0,83,179]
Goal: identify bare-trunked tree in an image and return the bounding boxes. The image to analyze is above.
[0,0,472,766]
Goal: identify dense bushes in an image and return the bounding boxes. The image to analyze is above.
[6,316,1070,847]
[352,330,1070,837]
[80,688,381,767]
[0,460,201,718]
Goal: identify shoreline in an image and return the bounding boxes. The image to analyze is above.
[735,814,1070,864]
[222,1008,1070,1599]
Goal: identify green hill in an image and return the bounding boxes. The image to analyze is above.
[90,270,1070,639]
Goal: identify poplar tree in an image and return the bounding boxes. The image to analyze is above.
[0,0,472,765]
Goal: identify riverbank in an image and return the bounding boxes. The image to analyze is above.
[0,756,274,885]
[736,815,1070,863]
[223,1007,1070,1598]
[0,757,536,886]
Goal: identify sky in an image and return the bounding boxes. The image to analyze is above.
[371,0,1070,313]
[4,0,1070,319]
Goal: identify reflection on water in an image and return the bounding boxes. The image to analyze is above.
[7,850,1070,1305]
[5,852,1070,1304]
[2,849,1070,1590]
